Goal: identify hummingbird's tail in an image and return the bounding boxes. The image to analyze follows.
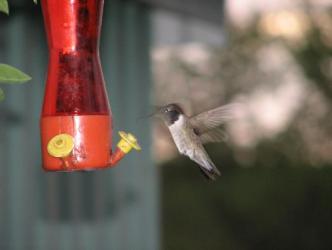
[198,157,221,181]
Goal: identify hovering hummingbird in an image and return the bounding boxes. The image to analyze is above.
[155,103,236,180]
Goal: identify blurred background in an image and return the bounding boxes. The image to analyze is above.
[1,0,332,249]
[155,0,332,250]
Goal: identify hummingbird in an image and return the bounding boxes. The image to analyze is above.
[155,103,236,180]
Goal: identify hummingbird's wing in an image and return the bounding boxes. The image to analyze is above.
[189,103,238,143]
[189,103,237,132]
[199,128,228,144]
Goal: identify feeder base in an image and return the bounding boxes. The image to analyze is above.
[41,114,112,171]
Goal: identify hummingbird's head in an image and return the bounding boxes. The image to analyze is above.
[157,103,184,125]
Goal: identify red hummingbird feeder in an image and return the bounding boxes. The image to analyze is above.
[40,0,141,171]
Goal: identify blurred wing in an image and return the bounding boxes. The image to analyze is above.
[190,103,238,133]
[199,129,228,144]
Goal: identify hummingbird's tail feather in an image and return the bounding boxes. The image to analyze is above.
[198,158,221,181]
[199,167,216,180]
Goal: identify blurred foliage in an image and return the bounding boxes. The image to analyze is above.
[0,0,8,15]
[0,64,31,84]
[0,88,4,101]
[291,11,332,107]
[0,64,31,101]
[162,146,332,250]
[0,0,37,14]
[0,3,32,102]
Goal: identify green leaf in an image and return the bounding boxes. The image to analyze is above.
[0,64,31,84]
[0,88,4,101]
[0,0,9,15]
[33,0,37,4]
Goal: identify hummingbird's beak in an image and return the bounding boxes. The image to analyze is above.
[136,105,162,120]
[137,112,156,119]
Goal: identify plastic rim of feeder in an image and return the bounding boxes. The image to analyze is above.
[47,133,75,158]
[118,131,141,151]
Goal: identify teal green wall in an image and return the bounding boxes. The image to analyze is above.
[0,1,159,249]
